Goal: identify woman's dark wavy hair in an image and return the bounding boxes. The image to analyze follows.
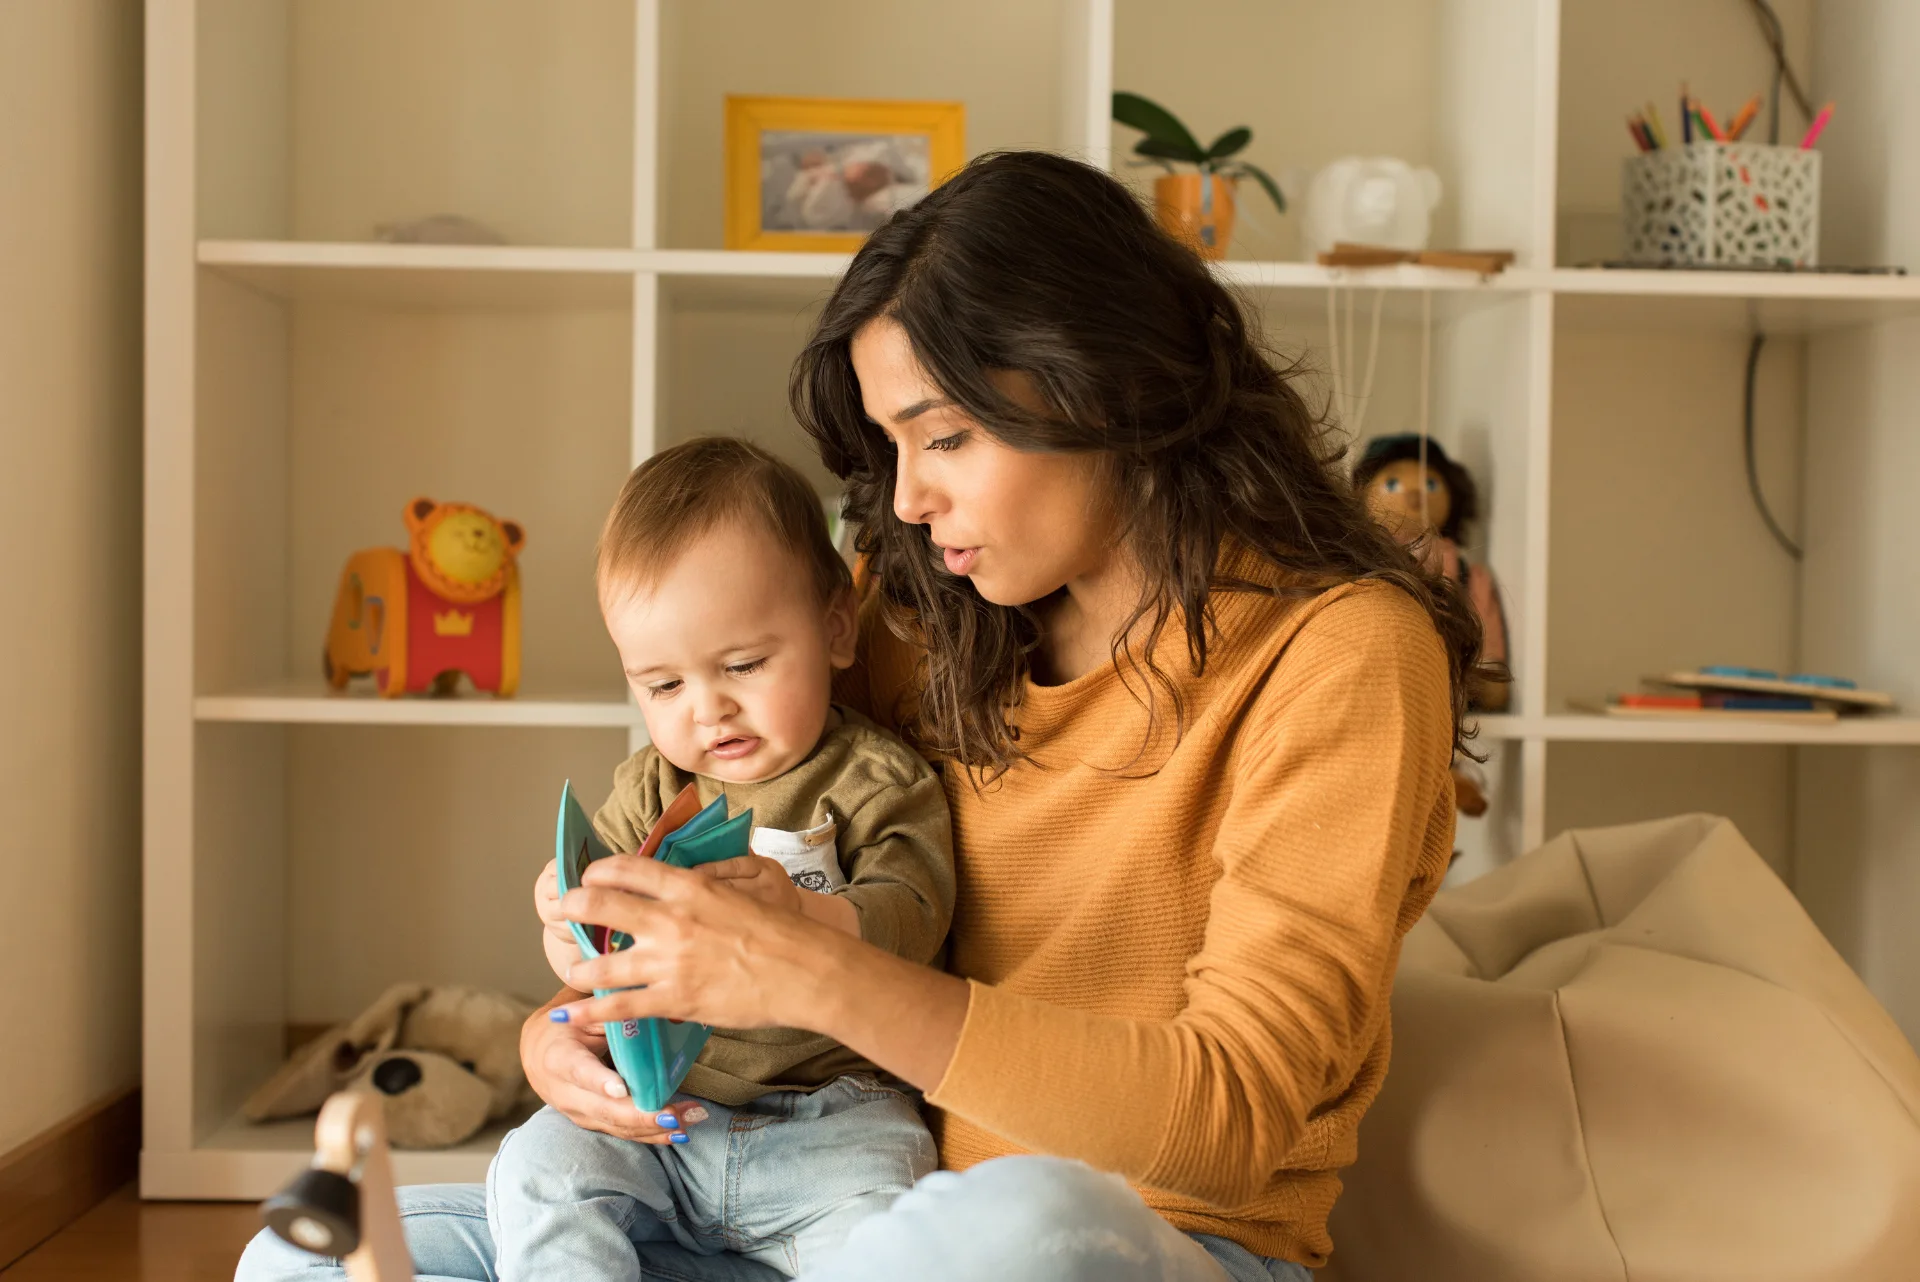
[791,150,1486,777]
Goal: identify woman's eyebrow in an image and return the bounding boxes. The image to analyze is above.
[894,396,955,422]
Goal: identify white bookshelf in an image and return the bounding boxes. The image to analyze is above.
[194,685,640,729]
[1479,713,1920,748]
[145,0,1920,1199]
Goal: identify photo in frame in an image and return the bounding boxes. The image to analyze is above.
[725,95,966,252]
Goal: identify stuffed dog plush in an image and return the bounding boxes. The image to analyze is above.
[243,983,535,1149]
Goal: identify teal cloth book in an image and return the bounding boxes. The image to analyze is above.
[554,779,753,1111]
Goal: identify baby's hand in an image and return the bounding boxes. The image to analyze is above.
[534,859,579,982]
[697,855,802,915]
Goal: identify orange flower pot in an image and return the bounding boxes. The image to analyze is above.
[1154,172,1237,259]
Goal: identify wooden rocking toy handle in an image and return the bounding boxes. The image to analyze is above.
[312,1093,413,1282]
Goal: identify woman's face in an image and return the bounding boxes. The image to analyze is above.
[849,316,1117,608]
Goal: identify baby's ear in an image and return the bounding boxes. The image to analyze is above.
[824,585,858,671]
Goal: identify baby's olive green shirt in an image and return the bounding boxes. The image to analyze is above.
[592,706,954,1105]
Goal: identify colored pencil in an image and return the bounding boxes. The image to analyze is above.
[1726,93,1762,141]
[1643,102,1668,148]
[1800,102,1835,149]
[1681,86,1692,143]
[1695,100,1728,142]
[1626,116,1652,152]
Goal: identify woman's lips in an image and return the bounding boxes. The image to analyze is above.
[708,736,761,760]
[941,546,979,575]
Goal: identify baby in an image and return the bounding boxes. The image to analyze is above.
[489,437,955,1279]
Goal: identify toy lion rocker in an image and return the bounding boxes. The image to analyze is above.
[324,498,526,698]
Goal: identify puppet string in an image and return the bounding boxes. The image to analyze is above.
[1326,285,1386,439]
[1418,289,1432,534]
[1326,287,1342,413]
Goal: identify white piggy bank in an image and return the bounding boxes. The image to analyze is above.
[1301,157,1443,258]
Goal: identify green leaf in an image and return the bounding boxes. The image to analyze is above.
[1205,127,1251,160]
[1224,161,1287,214]
[1134,136,1207,165]
[1112,91,1205,159]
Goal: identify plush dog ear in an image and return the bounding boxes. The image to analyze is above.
[349,1050,495,1149]
[404,497,439,533]
[241,982,429,1122]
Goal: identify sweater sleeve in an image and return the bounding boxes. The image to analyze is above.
[925,591,1454,1207]
[590,748,667,855]
[834,769,956,965]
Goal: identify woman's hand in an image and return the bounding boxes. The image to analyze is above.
[518,991,710,1145]
[555,854,831,1031]
[555,852,972,1093]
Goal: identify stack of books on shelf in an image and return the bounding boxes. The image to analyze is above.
[1577,667,1896,724]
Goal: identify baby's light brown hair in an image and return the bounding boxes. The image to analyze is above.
[597,437,851,607]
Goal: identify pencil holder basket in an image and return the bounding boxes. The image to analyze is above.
[1621,142,1820,267]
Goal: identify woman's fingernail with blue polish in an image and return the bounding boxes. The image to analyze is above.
[548,1009,570,1023]
[655,1113,677,1128]
[669,1132,690,1144]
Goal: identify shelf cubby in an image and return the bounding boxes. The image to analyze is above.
[150,722,623,1196]
[657,0,1104,250]
[192,268,632,705]
[1112,0,1553,266]
[1544,323,1805,717]
[196,0,636,247]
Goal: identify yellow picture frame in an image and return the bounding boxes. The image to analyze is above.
[724,95,966,253]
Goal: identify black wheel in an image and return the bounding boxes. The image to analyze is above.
[262,1167,360,1258]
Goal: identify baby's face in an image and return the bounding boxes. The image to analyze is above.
[602,518,855,785]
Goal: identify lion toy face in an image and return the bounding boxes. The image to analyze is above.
[404,498,526,604]
[432,510,507,585]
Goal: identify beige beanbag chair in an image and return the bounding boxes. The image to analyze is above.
[1327,814,1920,1282]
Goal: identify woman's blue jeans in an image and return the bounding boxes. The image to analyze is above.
[235,1154,1311,1282]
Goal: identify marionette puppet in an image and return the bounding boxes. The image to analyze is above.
[1354,433,1508,816]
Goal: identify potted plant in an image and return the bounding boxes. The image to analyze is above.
[1112,91,1286,260]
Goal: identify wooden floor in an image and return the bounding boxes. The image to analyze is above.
[0,1185,260,1281]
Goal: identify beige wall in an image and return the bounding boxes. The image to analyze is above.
[0,0,144,1155]
[1546,323,1807,870]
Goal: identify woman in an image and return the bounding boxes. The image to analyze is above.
[238,152,1479,1282]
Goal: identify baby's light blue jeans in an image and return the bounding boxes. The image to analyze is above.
[492,1075,934,1278]
[234,1082,1310,1282]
